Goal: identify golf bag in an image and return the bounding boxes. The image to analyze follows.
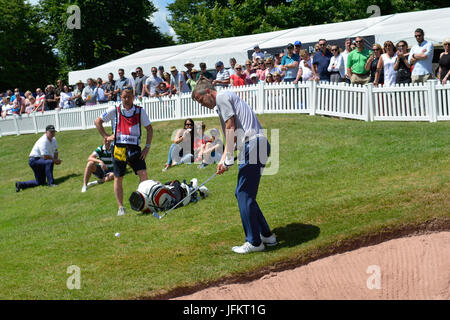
[129,178,208,214]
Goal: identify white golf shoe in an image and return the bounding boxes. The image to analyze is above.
[260,233,278,246]
[198,185,209,198]
[81,185,87,193]
[117,207,126,216]
[190,178,198,189]
[232,242,265,254]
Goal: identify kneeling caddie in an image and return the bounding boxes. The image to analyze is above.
[94,88,153,216]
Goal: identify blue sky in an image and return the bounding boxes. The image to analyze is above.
[27,0,176,38]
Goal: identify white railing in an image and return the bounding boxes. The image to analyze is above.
[1,80,449,137]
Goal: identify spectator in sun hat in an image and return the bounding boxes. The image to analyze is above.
[184,61,195,79]
[169,66,191,96]
[213,61,230,87]
[252,44,264,63]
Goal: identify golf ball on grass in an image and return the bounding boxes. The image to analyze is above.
[115,232,120,238]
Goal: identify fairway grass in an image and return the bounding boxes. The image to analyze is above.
[0,114,449,299]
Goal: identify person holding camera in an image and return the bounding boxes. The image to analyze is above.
[162,118,196,172]
[94,88,153,216]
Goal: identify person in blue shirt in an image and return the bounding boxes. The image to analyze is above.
[313,39,333,82]
[95,78,108,103]
[280,43,299,82]
[409,28,434,84]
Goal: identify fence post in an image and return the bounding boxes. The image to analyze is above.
[257,81,265,114]
[175,94,182,120]
[81,105,86,129]
[32,112,38,133]
[366,83,374,122]
[55,109,60,131]
[309,80,317,115]
[427,79,438,123]
[13,114,20,135]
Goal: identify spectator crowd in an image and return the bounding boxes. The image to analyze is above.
[2,28,449,119]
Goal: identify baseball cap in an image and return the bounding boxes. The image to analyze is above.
[46,125,56,132]
[254,44,259,49]
[250,73,258,78]
[287,43,294,49]
[294,41,302,46]
[215,61,224,67]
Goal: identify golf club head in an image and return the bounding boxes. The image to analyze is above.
[152,211,161,219]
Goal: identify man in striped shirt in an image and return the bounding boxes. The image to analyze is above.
[81,138,114,192]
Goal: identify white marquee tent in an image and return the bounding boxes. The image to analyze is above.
[68,7,449,84]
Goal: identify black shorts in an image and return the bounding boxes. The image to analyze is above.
[113,145,147,177]
[93,165,113,179]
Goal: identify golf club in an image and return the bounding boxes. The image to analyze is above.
[153,156,238,220]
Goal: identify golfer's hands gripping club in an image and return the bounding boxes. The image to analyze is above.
[216,153,235,175]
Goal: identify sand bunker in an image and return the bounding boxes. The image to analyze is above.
[174,232,449,300]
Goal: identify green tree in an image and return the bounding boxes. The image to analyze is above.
[0,0,58,92]
[38,0,174,78]
[167,0,448,44]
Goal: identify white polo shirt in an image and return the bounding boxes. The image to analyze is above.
[29,134,58,158]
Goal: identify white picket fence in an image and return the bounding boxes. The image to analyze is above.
[1,80,449,137]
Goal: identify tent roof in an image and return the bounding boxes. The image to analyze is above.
[69,7,450,84]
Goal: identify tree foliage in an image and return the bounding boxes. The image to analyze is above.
[0,0,58,92]
[39,0,174,73]
[167,0,448,44]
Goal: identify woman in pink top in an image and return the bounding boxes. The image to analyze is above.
[256,59,266,81]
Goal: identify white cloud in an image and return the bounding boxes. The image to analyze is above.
[151,0,177,39]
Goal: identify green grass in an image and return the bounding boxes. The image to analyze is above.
[0,114,449,299]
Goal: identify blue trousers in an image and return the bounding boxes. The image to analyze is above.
[18,157,55,189]
[167,143,193,165]
[235,137,271,246]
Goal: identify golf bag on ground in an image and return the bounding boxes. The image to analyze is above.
[129,178,208,214]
